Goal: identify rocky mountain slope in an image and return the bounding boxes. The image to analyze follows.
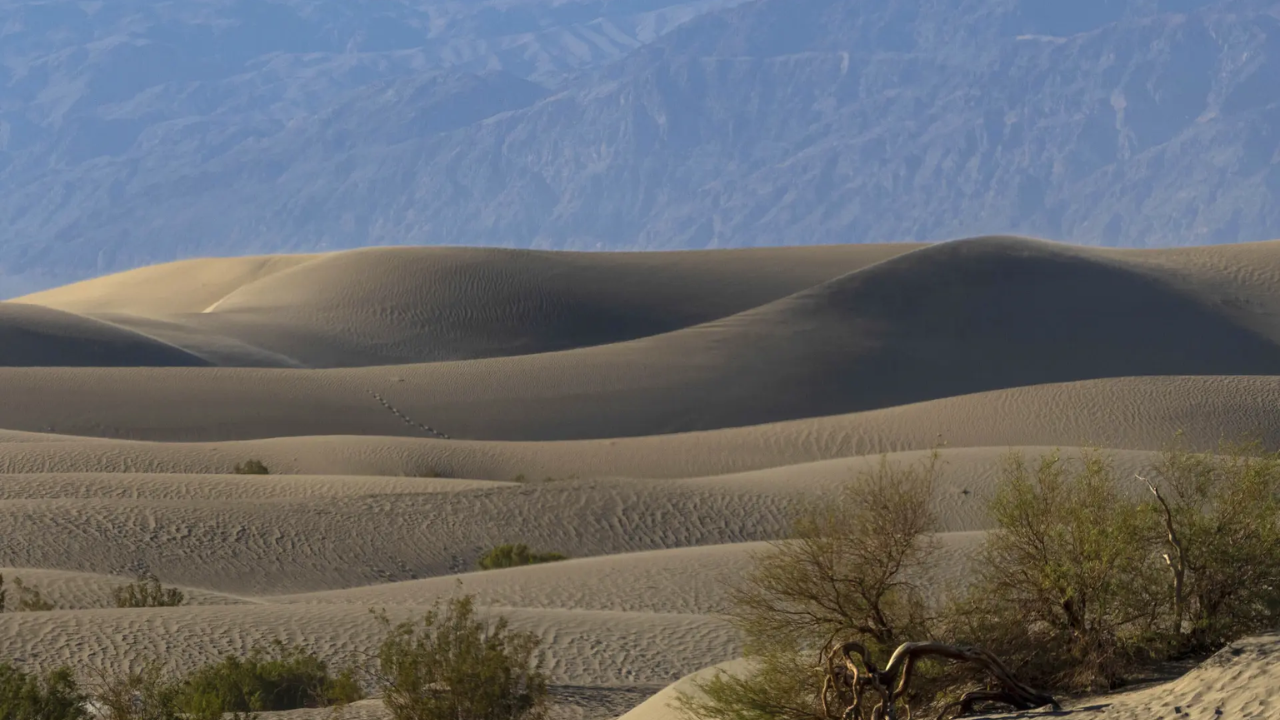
[1,0,1278,292]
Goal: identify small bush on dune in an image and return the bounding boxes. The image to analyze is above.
[112,575,185,609]
[375,595,548,720]
[477,544,567,571]
[233,460,270,475]
[177,642,362,714]
[0,663,88,720]
[9,577,54,612]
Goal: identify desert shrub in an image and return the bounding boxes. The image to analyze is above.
[680,442,1280,720]
[177,643,362,714]
[233,460,270,475]
[954,450,1166,691]
[681,454,946,720]
[112,575,185,609]
[8,577,54,612]
[375,595,548,720]
[0,663,89,720]
[93,665,185,720]
[476,544,567,570]
[1146,440,1280,653]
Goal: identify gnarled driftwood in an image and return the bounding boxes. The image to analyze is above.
[822,640,1059,720]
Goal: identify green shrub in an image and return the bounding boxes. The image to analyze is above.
[112,575,185,609]
[681,453,944,720]
[476,544,567,571]
[1146,440,1280,653]
[955,450,1166,692]
[679,442,1280,720]
[0,663,88,720]
[233,460,270,475]
[375,595,548,720]
[177,643,362,714]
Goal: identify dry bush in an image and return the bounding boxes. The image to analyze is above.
[681,454,949,720]
[112,575,185,609]
[374,595,548,720]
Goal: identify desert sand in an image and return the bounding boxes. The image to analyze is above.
[2,236,1279,719]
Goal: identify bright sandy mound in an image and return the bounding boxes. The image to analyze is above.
[2,238,1279,719]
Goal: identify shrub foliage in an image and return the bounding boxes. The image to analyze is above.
[681,442,1280,720]
[375,595,548,720]
[112,575,185,609]
[0,664,88,720]
[477,544,567,571]
[177,642,362,714]
[233,460,270,475]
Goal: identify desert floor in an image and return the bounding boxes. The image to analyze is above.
[2,237,1279,719]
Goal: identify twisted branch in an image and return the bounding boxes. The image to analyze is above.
[1138,473,1188,633]
[823,641,1058,720]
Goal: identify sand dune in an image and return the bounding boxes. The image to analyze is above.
[14,245,917,367]
[0,446,1150,595]
[6,238,1280,439]
[3,239,1280,719]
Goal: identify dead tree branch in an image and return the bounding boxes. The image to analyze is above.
[823,640,1058,720]
[1138,473,1188,634]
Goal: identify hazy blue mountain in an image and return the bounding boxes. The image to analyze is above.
[1,0,1278,292]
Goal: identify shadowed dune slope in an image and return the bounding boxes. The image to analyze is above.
[13,245,920,367]
[0,303,211,367]
[0,373,1277,448]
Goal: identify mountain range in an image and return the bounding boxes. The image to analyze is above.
[1,0,1278,294]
